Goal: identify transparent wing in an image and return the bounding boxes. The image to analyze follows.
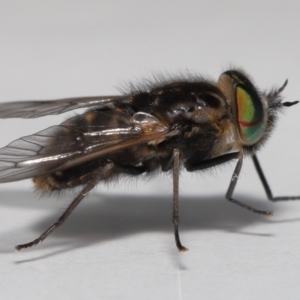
[0,95,127,118]
[0,111,177,182]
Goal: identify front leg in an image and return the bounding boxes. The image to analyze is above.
[185,151,272,216]
[226,152,273,216]
[252,154,300,201]
[184,152,240,171]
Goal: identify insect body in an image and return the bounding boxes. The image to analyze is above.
[0,69,298,251]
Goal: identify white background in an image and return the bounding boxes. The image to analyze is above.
[0,1,300,299]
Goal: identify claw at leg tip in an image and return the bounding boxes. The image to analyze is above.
[179,247,189,253]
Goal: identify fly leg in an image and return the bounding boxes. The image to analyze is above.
[185,152,240,171]
[173,148,188,252]
[185,151,272,216]
[226,152,273,216]
[15,162,114,251]
[252,154,300,201]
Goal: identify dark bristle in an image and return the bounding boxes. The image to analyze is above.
[282,100,299,107]
[278,79,288,94]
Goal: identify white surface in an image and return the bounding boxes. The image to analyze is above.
[0,1,300,300]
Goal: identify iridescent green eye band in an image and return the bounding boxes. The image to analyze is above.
[236,85,265,144]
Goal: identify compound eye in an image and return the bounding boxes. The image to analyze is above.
[236,85,266,144]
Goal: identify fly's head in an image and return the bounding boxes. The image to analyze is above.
[217,69,299,154]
